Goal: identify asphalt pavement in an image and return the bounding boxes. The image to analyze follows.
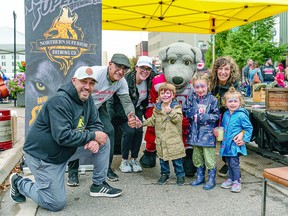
[0,103,288,216]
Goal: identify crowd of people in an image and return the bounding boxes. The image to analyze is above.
[10,52,286,212]
[243,58,287,97]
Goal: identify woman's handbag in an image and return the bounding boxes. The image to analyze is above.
[253,69,261,84]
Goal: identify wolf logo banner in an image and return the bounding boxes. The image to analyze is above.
[25,0,102,133]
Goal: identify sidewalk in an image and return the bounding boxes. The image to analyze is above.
[0,104,288,216]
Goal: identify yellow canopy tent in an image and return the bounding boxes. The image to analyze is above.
[102,0,288,34]
[102,0,288,60]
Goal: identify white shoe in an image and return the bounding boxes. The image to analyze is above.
[119,160,132,173]
[130,159,142,172]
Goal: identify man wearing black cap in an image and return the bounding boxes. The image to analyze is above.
[260,58,276,83]
[67,53,139,185]
[9,66,123,211]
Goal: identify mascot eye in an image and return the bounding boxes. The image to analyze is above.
[184,61,191,66]
[169,59,175,64]
[36,82,46,91]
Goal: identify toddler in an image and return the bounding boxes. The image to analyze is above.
[214,87,253,193]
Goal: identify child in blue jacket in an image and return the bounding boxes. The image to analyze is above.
[214,86,253,193]
[183,73,220,190]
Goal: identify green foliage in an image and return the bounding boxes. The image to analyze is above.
[205,16,288,69]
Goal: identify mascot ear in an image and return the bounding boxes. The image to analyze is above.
[159,46,169,61]
[191,47,202,64]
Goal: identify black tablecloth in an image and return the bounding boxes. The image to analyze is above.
[246,106,288,155]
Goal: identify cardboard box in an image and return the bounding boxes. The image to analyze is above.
[253,86,265,102]
[265,88,288,111]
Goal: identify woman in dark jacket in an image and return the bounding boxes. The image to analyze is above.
[209,56,244,177]
[107,56,155,173]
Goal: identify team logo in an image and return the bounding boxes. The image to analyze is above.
[86,68,93,75]
[30,5,96,76]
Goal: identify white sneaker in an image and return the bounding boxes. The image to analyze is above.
[119,160,132,173]
[130,159,142,172]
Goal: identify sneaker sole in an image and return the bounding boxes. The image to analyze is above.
[231,187,241,193]
[67,182,80,187]
[107,177,119,182]
[119,168,132,173]
[132,169,142,173]
[90,191,123,198]
[218,172,228,177]
[221,185,232,189]
[158,179,169,185]
[9,173,26,203]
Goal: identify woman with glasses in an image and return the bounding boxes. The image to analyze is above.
[107,56,156,173]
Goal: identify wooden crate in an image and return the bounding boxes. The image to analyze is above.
[265,88,288,111]
[253,86,265,102]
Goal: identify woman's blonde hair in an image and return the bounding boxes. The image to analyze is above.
[222,86,244,107]
[209,56,240,90]
[158,83,176,95]
[192,72,210,89]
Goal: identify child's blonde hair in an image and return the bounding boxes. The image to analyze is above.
[192,72,210,90]
[222,87,244,107]
[158,83,176,95]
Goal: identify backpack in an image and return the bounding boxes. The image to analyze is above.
[253,69,261,84]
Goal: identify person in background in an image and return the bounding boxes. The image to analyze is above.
[107,56,155,173]
[214,87,253,193]
[151,57,160,75]
[143,83,186,186]
[242,58,253,97]
[248,62,264,96]
[209,56,244,178]
[67,53,140,185]
[260,58,276,83]
[9,67,123,211]
[274,67,285,88]
[196,59,209,73]
[183,72,219,190]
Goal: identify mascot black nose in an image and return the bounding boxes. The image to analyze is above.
[172,77,184,85]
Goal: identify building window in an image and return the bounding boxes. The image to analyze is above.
[12,62,15,66]
[11,55,20,59]
[1,62,6,66]
[1,55,5,60]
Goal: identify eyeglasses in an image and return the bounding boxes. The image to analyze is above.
[113,63,129,73]
[193,84,207,89]
[139,66,152,72]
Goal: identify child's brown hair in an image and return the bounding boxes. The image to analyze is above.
[222,86,244,107]
[158,83,176,96]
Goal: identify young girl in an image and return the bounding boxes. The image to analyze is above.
[143,83,186,186]
[183,73,220,190]
[215,87,253,193]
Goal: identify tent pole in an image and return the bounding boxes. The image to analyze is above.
[212,34,215,63]
[13,11,16,107]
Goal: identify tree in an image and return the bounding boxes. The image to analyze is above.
[205,16,288,69]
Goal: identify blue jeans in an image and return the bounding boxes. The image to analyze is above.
[159,158,185,177]
[246,84,251,97]
[225,156,241,182]
[17,141,110,211]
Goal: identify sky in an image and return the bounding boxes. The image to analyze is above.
[0,0,148,59]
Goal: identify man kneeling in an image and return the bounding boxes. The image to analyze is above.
[9,66,123,211]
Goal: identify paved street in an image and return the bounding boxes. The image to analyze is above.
[0,103,288,216]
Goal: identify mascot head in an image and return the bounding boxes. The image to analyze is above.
[159,42,202,94]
